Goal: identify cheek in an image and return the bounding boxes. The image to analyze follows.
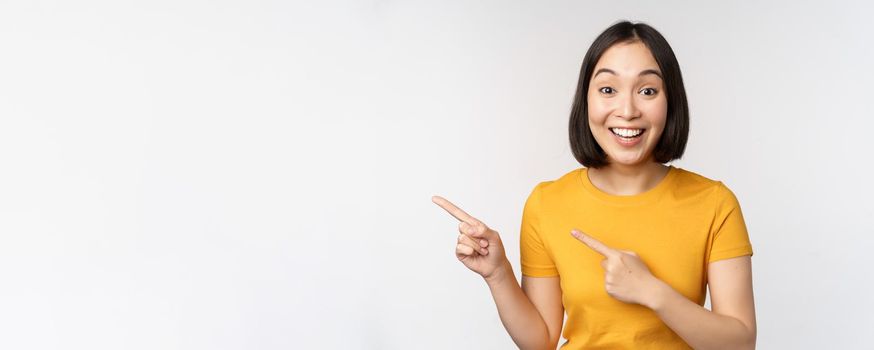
[587,112,608,132]
[649,113,667,131]
[642,99,668,130]
[586,98,608,124]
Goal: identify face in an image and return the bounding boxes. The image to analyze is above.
[587,40,667,167]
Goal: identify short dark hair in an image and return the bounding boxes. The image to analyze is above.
[569,20,689,168]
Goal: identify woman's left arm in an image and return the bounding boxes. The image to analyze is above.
[648,255,757,350]
[570,230,756,349]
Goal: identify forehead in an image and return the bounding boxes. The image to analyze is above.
[593,41,660,77]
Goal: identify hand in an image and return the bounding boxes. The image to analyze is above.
[570,229,663,308]
[432,195,509,282]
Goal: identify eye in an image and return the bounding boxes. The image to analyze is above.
[639,87,658,96]
[598,87,615,94]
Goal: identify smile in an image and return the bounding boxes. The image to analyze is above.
[609,127,645,139]
[609,127,645,147]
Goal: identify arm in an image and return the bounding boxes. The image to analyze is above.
[485,260,564,350]
[430,195,563,350]
[648,255,757,350]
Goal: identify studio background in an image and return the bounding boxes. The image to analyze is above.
[1,0,871,349]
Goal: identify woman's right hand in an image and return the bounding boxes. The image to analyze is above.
[432,195,509,282]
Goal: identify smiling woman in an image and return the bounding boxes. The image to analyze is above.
[570,22,688,173]
[433,20,756,350]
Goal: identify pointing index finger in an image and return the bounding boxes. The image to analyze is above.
[431,195,479,225]
[571,229,617,258]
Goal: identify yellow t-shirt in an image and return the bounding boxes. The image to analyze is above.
[520,165,753,349]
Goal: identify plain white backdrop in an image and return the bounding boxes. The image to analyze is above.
[1,0,872,349]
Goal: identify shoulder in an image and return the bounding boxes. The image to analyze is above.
[671,167,740,205]
[529,167,581,199]
[521,168,591,215]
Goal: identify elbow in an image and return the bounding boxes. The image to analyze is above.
[740,338,756,350]
[721,317,755,350]
[739,323,756,350]
[515,328,556,350]
[522,337,556,350]
[542,329,561,350]
[519,342,553,350]
[542,340,560,350]
[715,329,755,350]
[520,332,557,350]
[533,342,558,350]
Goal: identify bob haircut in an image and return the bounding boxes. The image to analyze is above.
[569,20,689,168]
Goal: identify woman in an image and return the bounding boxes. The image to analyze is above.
[432,21,756,349]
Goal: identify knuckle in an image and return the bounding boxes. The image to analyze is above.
[464,244,474,253]
[461,241,475,251]
[463,235,474,244]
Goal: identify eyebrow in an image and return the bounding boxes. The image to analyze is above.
[593,68,663,80]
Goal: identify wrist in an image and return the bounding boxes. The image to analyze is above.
[645,278,672,311]
[484,259,513,286]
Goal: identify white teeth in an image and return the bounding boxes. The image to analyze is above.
[610,128,643,137]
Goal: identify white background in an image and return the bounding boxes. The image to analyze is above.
[1,0,872,349]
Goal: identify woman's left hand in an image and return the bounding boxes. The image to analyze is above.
[571,229,665,308]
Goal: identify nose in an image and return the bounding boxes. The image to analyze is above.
[616,91,641,121]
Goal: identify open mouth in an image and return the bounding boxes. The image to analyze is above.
[609,127,645,140]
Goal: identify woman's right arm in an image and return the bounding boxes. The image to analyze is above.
[486,262,564,350]
[432,196,564,350]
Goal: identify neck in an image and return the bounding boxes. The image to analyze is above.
[588,161,670,196]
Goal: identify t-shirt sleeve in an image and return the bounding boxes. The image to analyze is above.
[520,182,559,277]
[708,182,754,263]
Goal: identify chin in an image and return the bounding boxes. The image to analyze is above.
[606,153,650,166]
[609,159,645,167]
